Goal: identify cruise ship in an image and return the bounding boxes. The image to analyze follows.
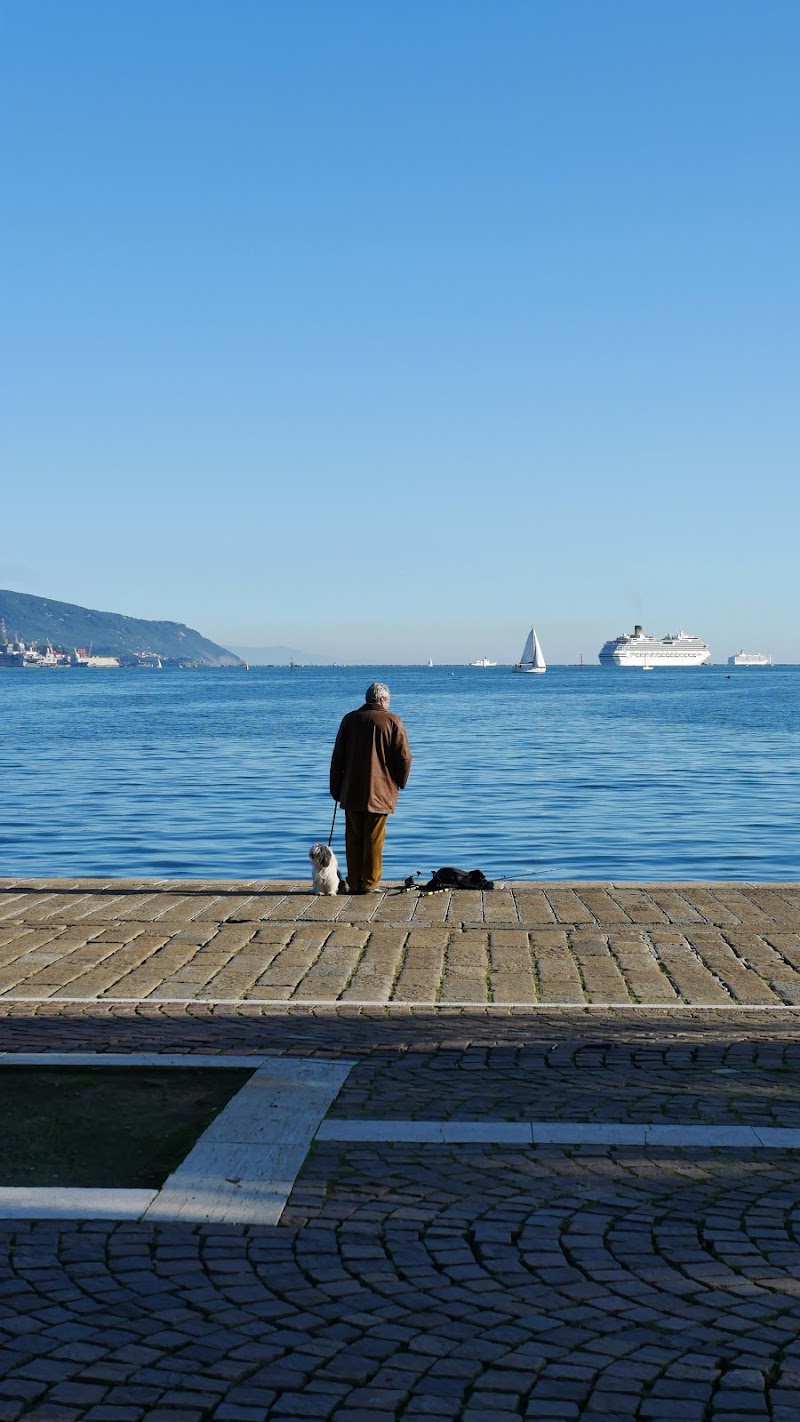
[599,625,711,668]
[727,650,771,666]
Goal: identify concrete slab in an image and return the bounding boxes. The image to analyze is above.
[531,1122,648,1145]
[143,1057,353,1223]
[317,1119,447,1142]
[315,1120,800,1149]
[440,1121,532,1143]
[752,1127,800,1147]
[197,1065,353,1146]
[644,1124,761,1146]
[143,1143,312,1223]
[0,1052,268,1067]
[0,1188,155,1219]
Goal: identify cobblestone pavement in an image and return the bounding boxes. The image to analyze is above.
[4,1144,800,1422]
[2,879,800,1007]
[3,881,800,1420]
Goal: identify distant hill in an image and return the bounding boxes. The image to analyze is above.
[231,645,334,665]
[0,590,241,666]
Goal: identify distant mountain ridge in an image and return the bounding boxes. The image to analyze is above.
[0,590,241,666]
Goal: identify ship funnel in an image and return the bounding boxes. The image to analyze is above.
[634,624,643,636]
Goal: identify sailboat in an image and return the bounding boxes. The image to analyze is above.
[512,627,546,674]
[426,658,433,667]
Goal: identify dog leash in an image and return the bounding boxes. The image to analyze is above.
[328,802,338,848]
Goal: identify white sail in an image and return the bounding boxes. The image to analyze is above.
[513,627,546,673]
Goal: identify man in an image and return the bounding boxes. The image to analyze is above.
[329,681,412,894]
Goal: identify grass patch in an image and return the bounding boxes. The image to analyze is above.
[0,1067,254,1188]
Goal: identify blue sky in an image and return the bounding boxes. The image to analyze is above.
[2,0,798,663]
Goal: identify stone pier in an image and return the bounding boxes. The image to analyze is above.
[1,878,800,1422]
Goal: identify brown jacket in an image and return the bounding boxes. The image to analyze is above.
[330,703,412,814]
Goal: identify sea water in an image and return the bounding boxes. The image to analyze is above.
[1,665,798,881]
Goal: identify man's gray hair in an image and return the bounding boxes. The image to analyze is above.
[365,681,390,705]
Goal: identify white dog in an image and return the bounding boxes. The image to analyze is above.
[309,842,344,896]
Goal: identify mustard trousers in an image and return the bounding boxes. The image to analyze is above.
[344,809,388,892]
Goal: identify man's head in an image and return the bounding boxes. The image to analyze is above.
[365,681,390,708]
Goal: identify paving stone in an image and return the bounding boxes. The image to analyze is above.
[640,1400,707,1418]
[264,1396,338,1418]
[82,1411,142,1421]
[525,1404,580,1419]
[140,1411,207,1422]
[713,1391,770,1408]
[0,1382,46,1403]
[5,881,800,1421]
[17,1409,83,1422]
[212,1409,269,1422]
[4,880,800,1008]
[41,1383,108,1405]
[464,1400,520,1416]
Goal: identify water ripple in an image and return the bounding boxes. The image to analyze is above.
[1,665,798,880]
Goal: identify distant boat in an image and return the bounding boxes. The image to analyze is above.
[727,651,771,666]
[512,627,546,674]
[427,658,433,667]
[470,657,496,667]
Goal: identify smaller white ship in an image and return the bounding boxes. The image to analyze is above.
[30,642,66,668]
[727,651,771,666]
[470,657,496,667]
[512,627,546,674]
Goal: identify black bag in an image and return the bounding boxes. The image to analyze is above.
[421,866,495,891]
